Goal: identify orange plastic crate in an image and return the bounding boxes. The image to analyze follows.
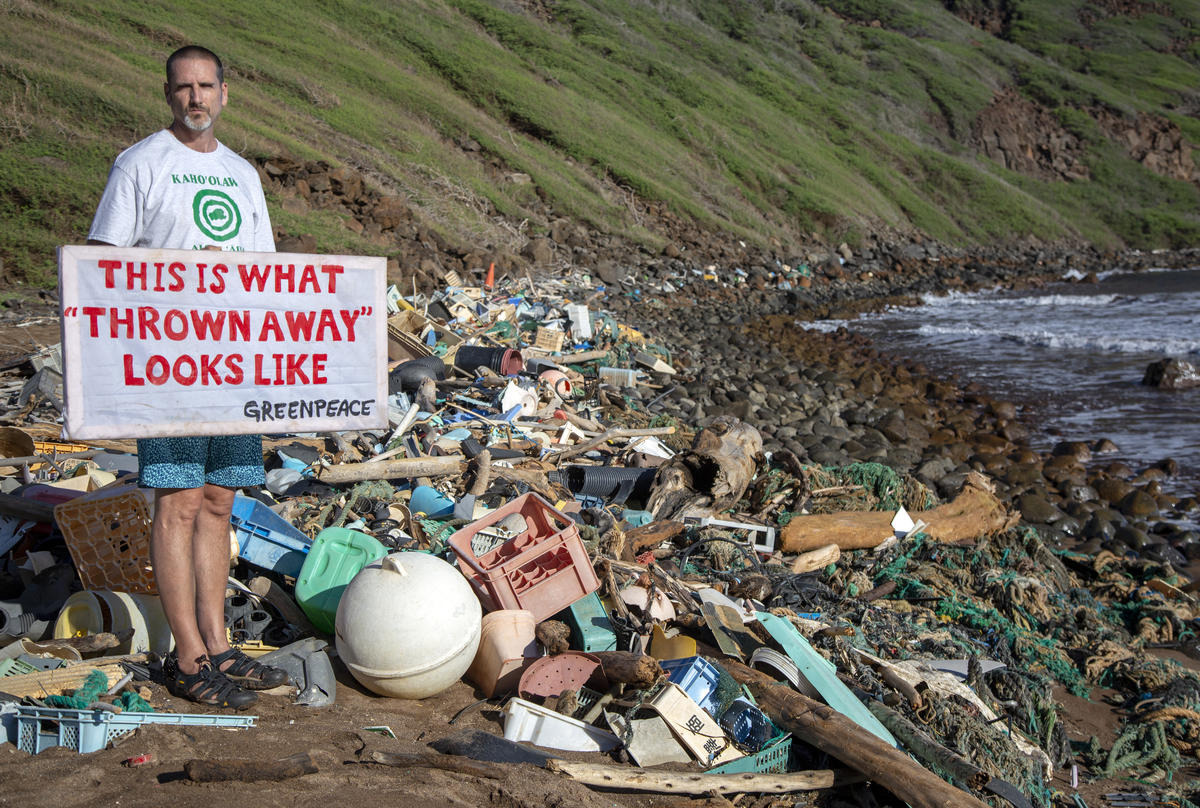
[54,482,157,594]
[448,493,598,622]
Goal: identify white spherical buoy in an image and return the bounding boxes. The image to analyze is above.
[335,552,482,699]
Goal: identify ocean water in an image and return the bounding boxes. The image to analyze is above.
[805,266,1200,498]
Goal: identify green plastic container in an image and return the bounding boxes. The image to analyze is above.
[294,527,387,634]
[557,590,617,652]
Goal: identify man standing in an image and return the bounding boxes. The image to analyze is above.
[88,45,285,709]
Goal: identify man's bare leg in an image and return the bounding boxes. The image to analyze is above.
[193,483,236,666]
[149,487,207,675]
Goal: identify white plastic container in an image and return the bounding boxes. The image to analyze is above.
[503,697,620,752]
[335,552,482,699]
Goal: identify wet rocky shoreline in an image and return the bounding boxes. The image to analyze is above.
[598,243,1200,567]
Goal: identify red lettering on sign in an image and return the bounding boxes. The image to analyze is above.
[298,264,318,293]
[163,309,188,341]
[257,311,283,342]
[312,353,328,384]
[111,307,134,339]
[168,262,186,291]
[225,354,244,384]
[285,353,309,384]
[137,307,160,340]
[315,309,341,341]
[146,356,170,385]
[321,264,343,292]
[100,259,121,289]
[123,354,144,386]
[238,263,271,292]
[172,355,198,385]
[82,307,105,338]
[284,310,315,340]
[210,263,227,294]
[229,310,250,341]
[274,264,295,293]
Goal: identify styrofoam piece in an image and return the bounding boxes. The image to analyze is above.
[682,516,775,554]
[502,697,620,752]
[646,682,742,766]
[604,711,690,767]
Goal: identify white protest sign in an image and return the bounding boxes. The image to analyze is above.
[58,245,387,439]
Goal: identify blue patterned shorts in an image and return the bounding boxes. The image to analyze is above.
[137,435,265,489]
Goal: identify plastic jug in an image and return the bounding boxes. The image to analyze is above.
[295,527,388,634]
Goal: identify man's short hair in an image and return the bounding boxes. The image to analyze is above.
[166,45,224,85]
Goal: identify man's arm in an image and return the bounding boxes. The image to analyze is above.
[88,164,140,248]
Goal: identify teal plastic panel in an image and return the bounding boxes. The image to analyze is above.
[755,611,898,748]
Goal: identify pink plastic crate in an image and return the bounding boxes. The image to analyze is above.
[448,493,599,621]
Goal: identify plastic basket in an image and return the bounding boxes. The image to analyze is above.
[557,591,617,652]
[533,327,565,353]
[15,706,256,754]
[54,482,156,594]
[448,493,599,622]
[659,656,722,714]
[230,494,312,578]
[708,734,793,774]
[0,658,38,678]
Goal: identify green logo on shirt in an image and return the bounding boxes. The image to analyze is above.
[193,189,243,242]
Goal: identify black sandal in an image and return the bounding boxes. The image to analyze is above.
[169,657,258,710]
[210,647,289,690]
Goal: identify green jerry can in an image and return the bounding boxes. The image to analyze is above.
[294,527,388,634]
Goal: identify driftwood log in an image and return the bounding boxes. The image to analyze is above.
[790,543,840,574]
[359,750,505,779]
[546,759,852,794]
[314,455,464,484]
[722,659,992,808]
[647,416,762,519]
[781,472,1016,553]
[184,752,317,783]
[867,701,988,790]
[590,651,662,688]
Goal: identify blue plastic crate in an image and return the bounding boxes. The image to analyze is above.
[15,706,256,754]
[659,656,721,714]
[230,494,312,577]
[557,591,617,652]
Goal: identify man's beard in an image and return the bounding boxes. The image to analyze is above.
[181,109,213,132]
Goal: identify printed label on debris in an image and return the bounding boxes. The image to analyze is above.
[58,245,388,438]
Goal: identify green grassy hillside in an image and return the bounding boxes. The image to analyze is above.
[2,0,1199,289]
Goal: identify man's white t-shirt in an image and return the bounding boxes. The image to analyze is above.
[89,129,275,252]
